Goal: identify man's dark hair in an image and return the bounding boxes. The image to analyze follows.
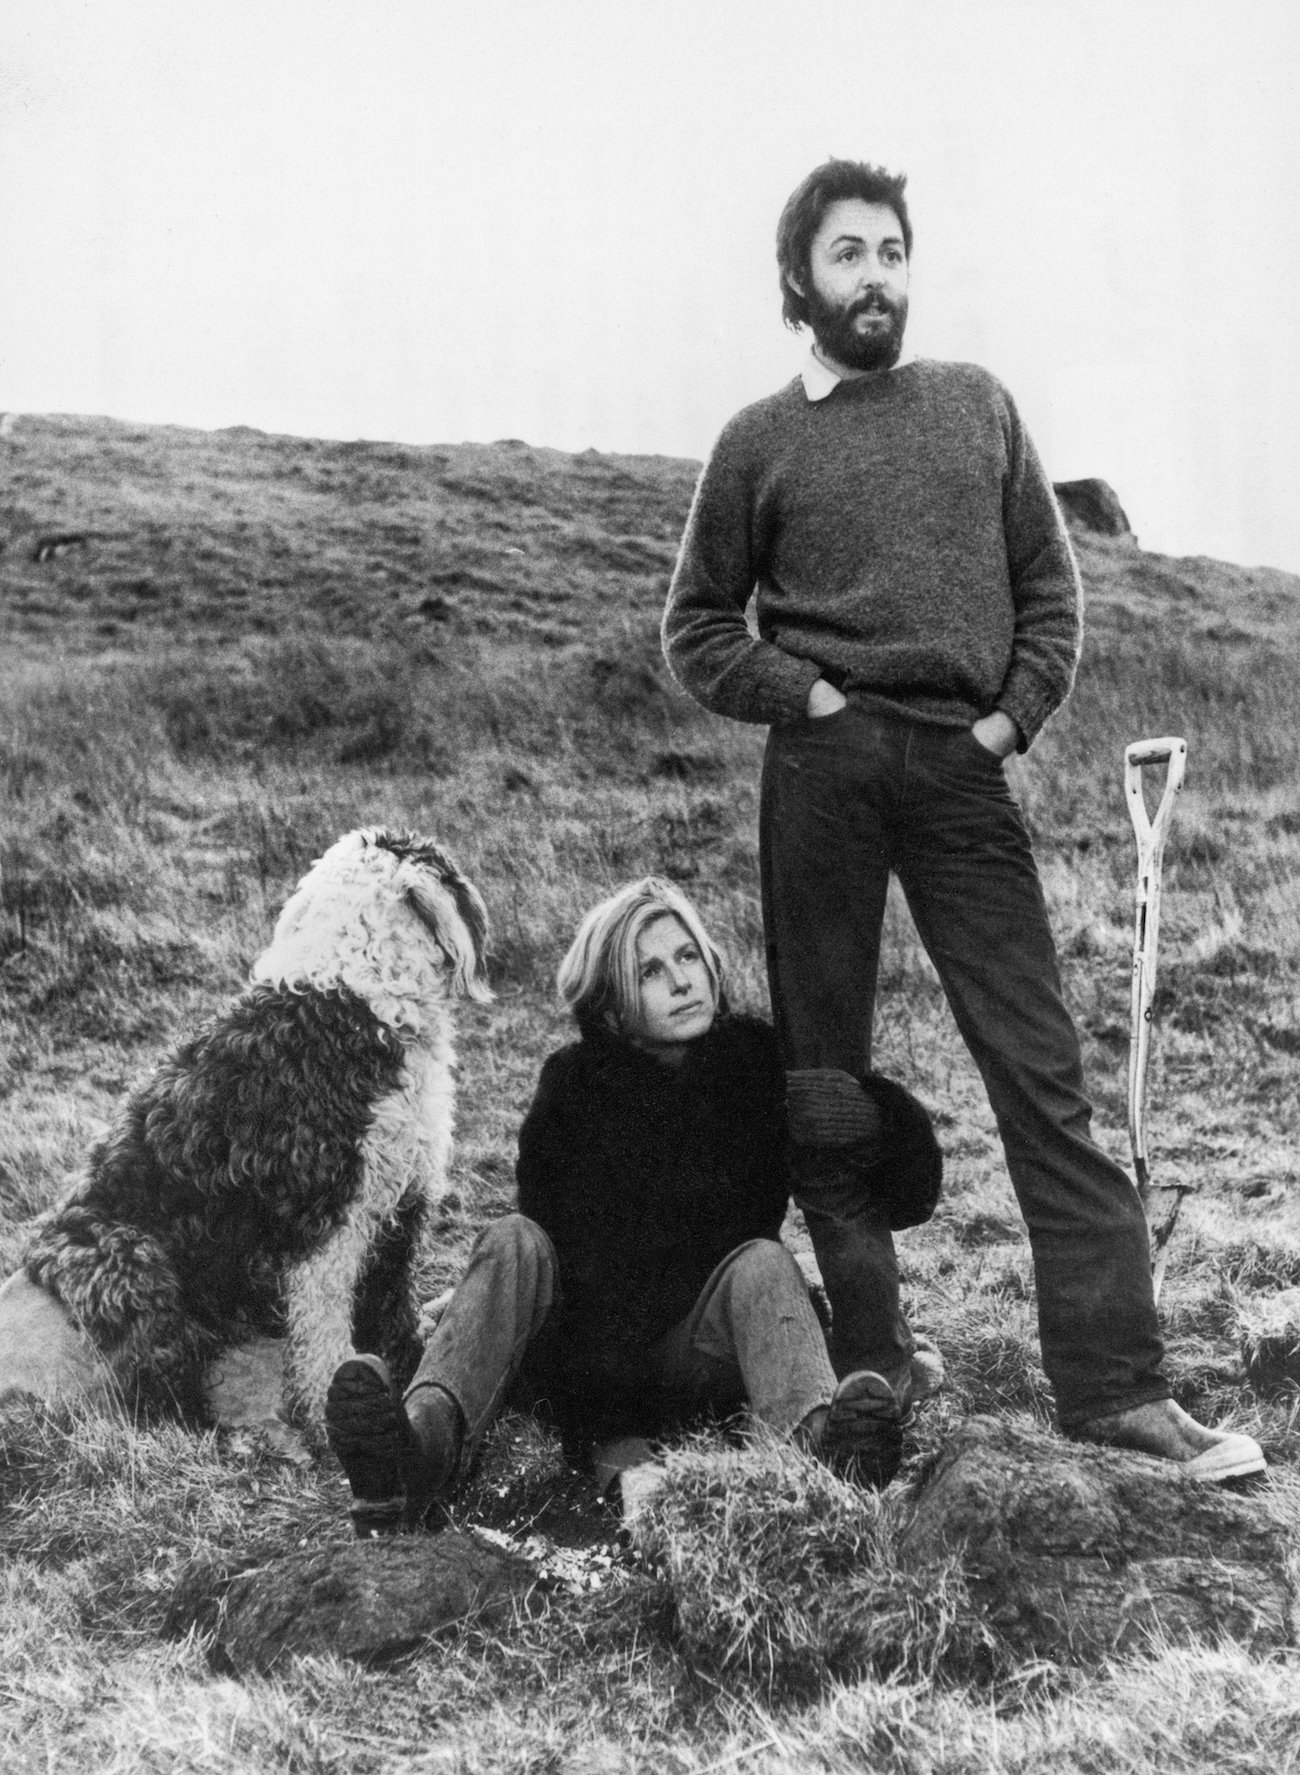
[776,159,912,331]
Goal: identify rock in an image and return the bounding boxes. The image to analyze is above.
[1053,478,1135,541]
[0,1271,114,1408]
[900,1417,1292,1663]
[215,1532,538,1673]
[0,1277,306,1458]
[32,532,90,563]
[1239,1286,1300,1394]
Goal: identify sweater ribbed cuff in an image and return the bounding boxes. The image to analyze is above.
[785,1069,884,1151]
[749,651,824,725]
[997,666,1063,751]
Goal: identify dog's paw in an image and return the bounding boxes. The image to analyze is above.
[224,1421,312,1466]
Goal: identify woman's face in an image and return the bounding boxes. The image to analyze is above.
[629,913,716,1053]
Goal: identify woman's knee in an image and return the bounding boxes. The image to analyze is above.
[726,1238,807,1298]
[475,1213,557,1273]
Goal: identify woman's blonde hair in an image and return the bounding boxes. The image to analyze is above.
[557,877,726,1034]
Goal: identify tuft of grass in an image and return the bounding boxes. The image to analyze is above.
[635,1431,1005,1701]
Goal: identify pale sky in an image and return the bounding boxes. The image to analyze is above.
[2,0,1298,573]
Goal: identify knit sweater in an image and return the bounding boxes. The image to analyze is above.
[514,1012,791,1438]
[661,359,1082,748]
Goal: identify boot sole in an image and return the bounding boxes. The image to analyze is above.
[325,1355,417,1527]
[822,1369,906,1488]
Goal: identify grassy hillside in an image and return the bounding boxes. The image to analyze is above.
[2,413,1300,1773]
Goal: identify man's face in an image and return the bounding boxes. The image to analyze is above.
[795,198,910,373]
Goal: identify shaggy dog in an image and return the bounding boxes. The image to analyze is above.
[20,828,490,1437]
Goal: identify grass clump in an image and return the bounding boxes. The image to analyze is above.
[636,1432,1001,1701]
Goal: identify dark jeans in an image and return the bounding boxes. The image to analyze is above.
[759,705,1169,1427]
[404,1214,836,1479]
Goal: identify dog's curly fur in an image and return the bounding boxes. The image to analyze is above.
[23,828,491,1436]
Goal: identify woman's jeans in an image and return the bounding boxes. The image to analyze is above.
[759,705,1169,1429]
[403,1215,837,1482]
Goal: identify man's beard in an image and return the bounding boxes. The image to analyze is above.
[805,283,908,373]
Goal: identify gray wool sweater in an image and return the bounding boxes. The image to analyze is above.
[661,359,1082,748]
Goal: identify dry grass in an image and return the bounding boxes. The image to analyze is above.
[634,1431,1001,1701]
[3,416,1300,1769]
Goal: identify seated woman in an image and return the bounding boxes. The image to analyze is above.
[324,877,940,1535]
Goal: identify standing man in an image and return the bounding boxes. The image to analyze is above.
[662,158,1263,1480]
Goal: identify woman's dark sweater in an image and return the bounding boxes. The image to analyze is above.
[514,1011,791,1433]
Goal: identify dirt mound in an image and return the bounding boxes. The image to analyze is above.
[901,1417,1292,1662]
[211,1531,536,1673]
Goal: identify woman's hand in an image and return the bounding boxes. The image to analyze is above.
[970,710,1020,758]
[807,678,849,718]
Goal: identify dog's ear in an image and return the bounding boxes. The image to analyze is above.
[400,865,493,1003]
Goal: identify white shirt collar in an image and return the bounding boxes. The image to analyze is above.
[800,343,914,401]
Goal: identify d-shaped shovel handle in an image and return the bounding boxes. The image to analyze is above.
[1125,737,1187,861]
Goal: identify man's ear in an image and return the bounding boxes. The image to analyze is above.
[785,270,806,299]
